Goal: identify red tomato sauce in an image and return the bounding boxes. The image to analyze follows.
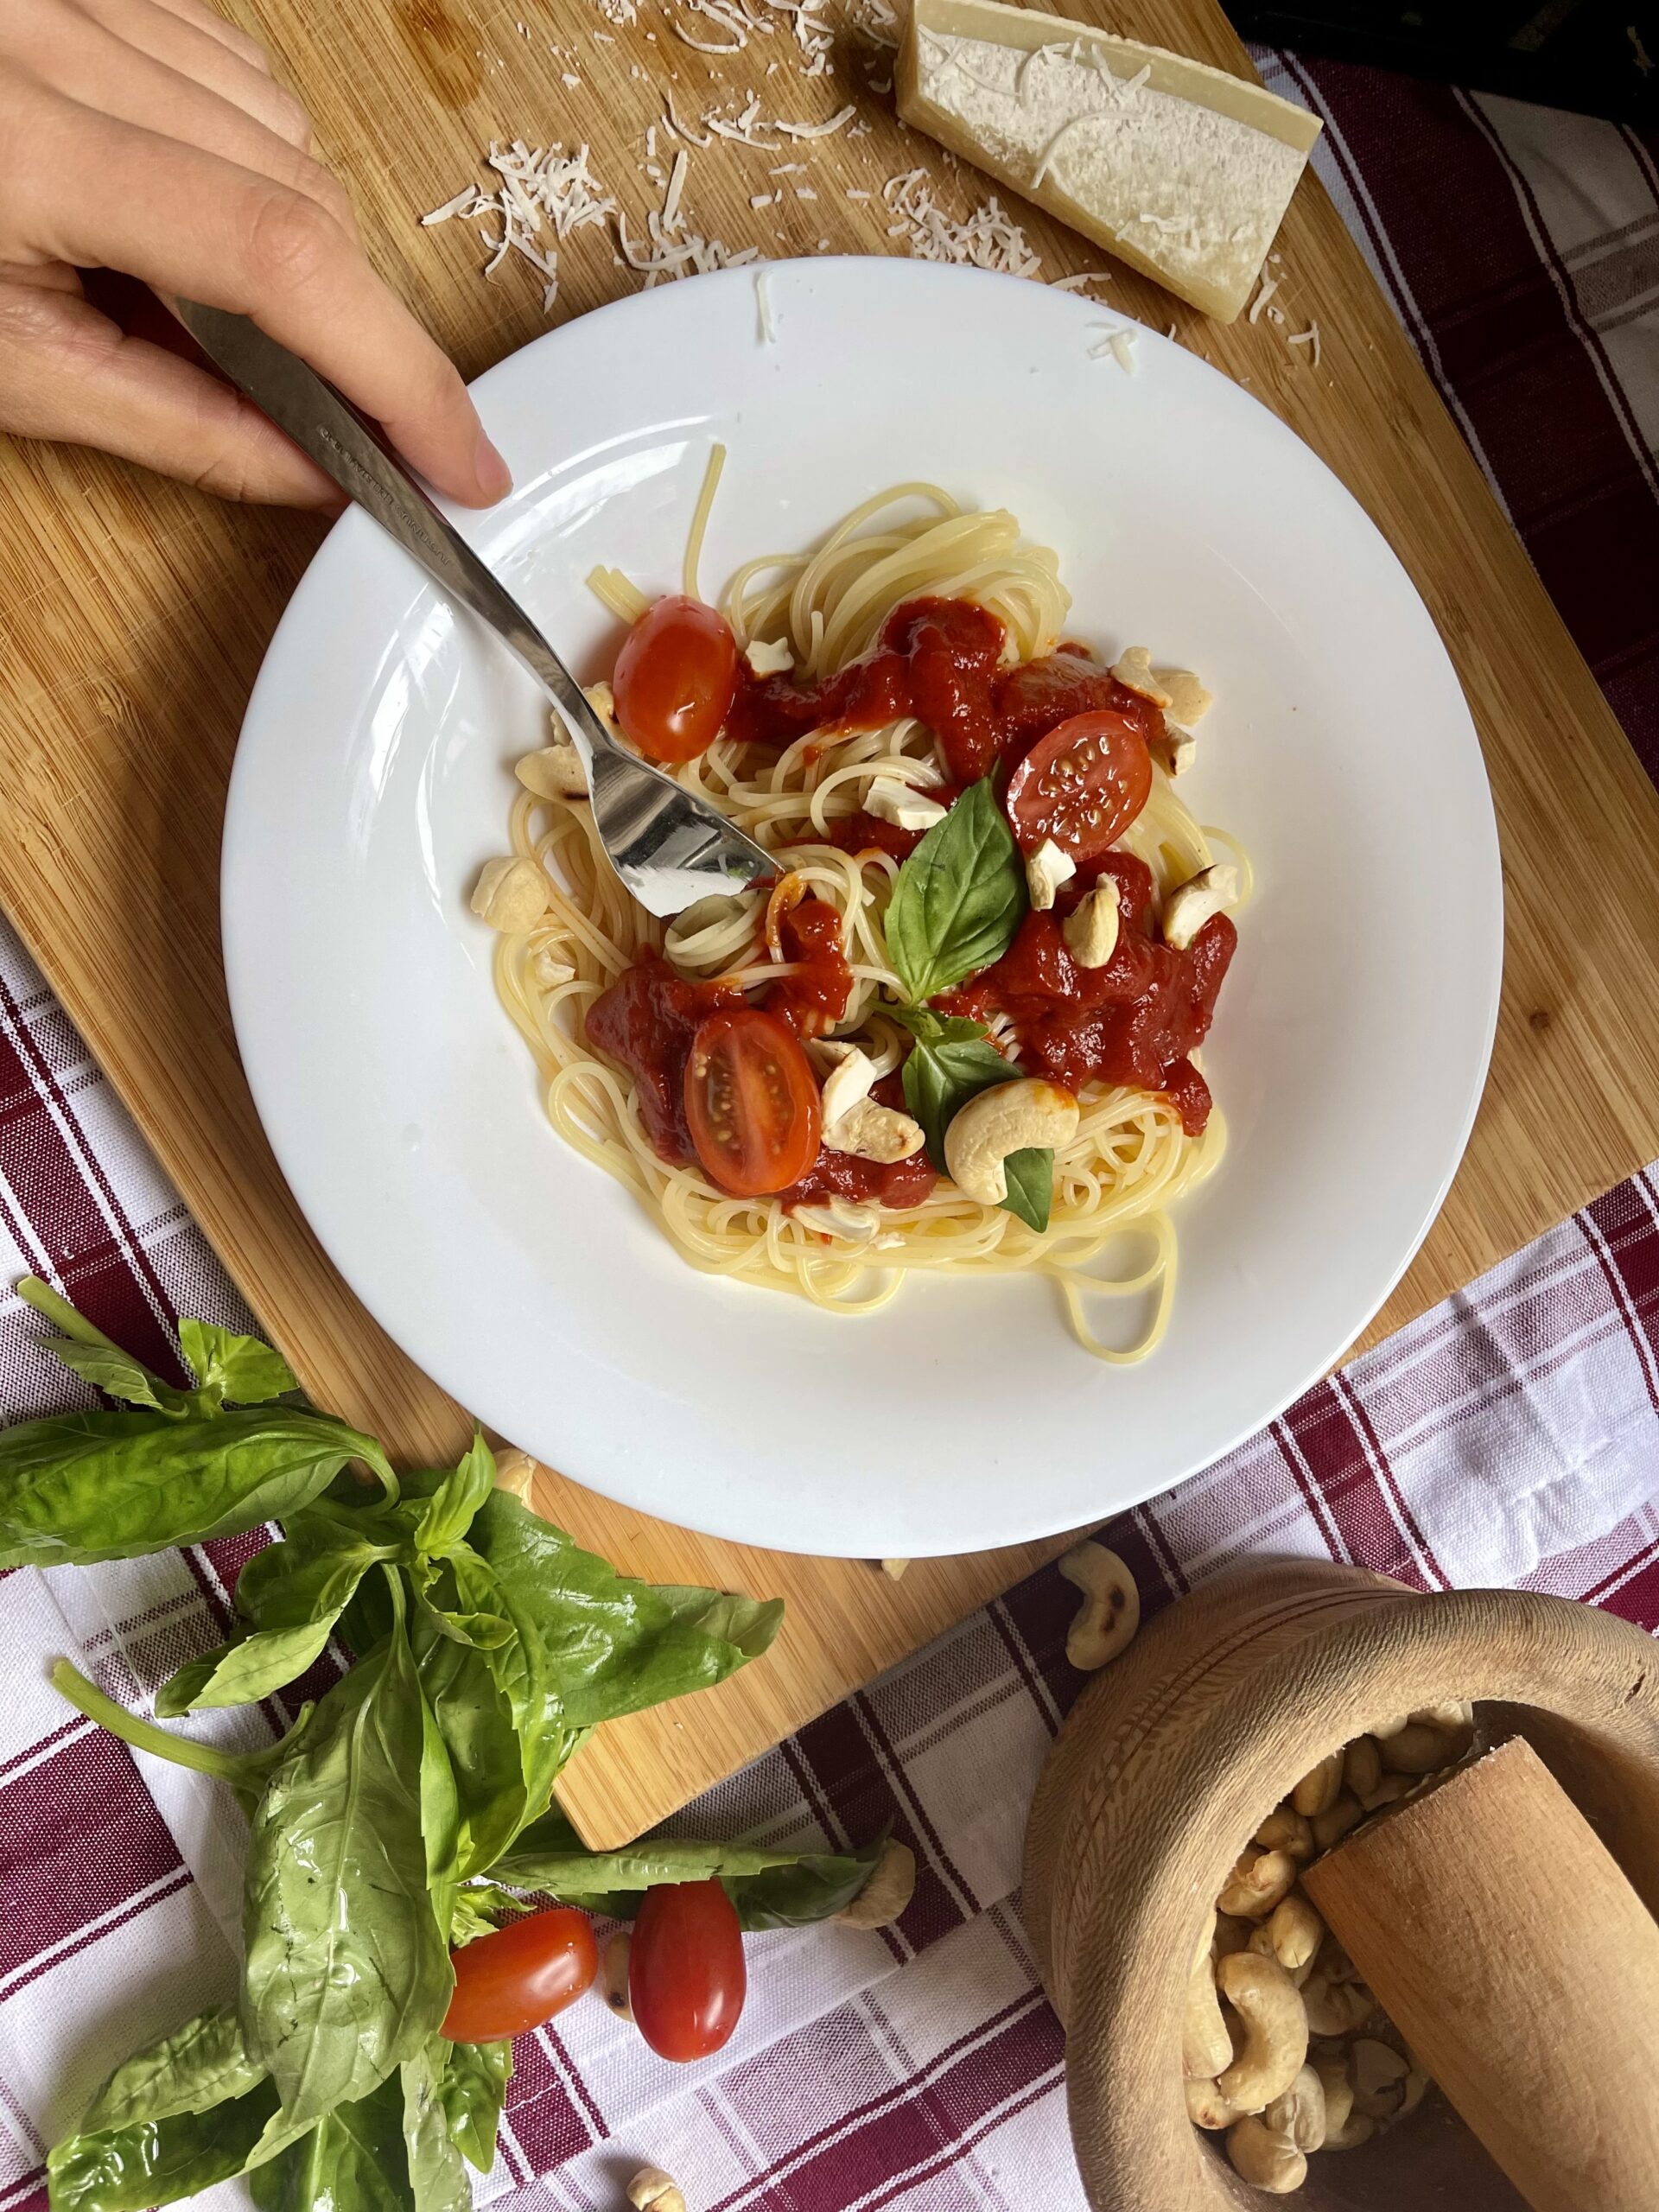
[724,600,1160,786]
[764,897,852,1039]
[944,855,1236,1136]
[781,1075,938,1212]
[585,954,741,1165]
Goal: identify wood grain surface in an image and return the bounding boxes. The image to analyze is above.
[1307,1737,1659,2212]
[3,0,1659,1847]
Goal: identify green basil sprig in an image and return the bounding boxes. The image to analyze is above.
[431,2037,512,2174]
[883,779,1025,1002]
[893,1007,1056,1232]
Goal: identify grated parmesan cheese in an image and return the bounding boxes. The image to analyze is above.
[421,140,617,313]
[1050,268,1113,290]
[756,267,777,342]
[881,166,1040,277]
[1287,321,1321,366]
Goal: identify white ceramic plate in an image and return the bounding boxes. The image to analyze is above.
[225,258,1501,1559]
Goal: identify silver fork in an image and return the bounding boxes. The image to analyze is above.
[175,302,772,918]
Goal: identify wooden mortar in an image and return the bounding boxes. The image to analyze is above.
[1022,1559,1659,2209]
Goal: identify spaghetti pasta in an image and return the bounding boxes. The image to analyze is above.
[491,477,1238,1360]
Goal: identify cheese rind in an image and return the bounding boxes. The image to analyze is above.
[897,0,1320,321]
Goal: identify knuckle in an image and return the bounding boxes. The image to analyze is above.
[241,187,338,292]
[266,85,314,149]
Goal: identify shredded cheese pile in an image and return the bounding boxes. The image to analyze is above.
[881,168,1041,278]
[422,140,616,311]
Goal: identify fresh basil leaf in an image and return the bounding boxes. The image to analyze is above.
[1001,1146,1054,1233]
[433,2037,512,2175]
[413,1435,496,1558]
[0,1406,396,1569]
[419,1673,461,1893]
[410,1594,539,1882]
[448,1885,532,1948]
[249,2077,410,2212]
[76,2007,264,2134]
[493,1820,884,1932]
[48,2081,284,2212]
[400,2047,471,2212]
[883,779,1024,1002]
[893,1007,1019,1172]
[242,1606,454,2130]
[179,1320,299,1408]
[52,1659,314,1814]
[727,1836,888,1929]
[156,1621,335,1718]
[409,1546,513,1651]
[469,1488,784,1732]
[18,1277,197,1418]
[239,1514,401,1633]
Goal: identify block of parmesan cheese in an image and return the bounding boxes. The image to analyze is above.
[896,0,1321,321]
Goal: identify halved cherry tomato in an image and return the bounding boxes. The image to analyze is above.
[629,1878,747,2063]
[1003,709,1153,862]
[613,594,739,764]
[684,1007,821,1197]
[441,1907,597,2041]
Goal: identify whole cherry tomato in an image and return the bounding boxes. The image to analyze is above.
[1004,709,1153,862]
[684,1007,821,1198]
[613,594,740,764]
[441,1907,597,2041]
[628,1878,747,2062]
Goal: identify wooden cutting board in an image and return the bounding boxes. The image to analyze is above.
[3,0,1659,1850]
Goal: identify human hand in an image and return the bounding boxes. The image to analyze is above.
[0,0,510,510]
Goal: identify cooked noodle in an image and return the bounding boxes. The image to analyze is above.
[494,477,1236,1360]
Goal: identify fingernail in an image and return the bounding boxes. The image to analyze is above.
[475,429,512,502]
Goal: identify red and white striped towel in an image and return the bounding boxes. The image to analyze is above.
[3,51,1657,2212]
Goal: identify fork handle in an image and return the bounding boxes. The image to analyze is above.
[171,301,616,762]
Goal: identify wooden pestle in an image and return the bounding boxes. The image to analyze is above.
[1303,1733,1659,2212]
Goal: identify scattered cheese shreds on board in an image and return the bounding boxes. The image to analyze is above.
[1287,321,1322,366]
[592,0,638,22]
[421,140,617,312]
[881,168,1040,278]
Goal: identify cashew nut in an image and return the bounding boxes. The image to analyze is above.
[626,2171,685,2212]
[1216,1951,1308,2113]
[1025,837,1076,911]
[745,635,795,676]
[1061,886,1120,969]
[492,1446,537,1503]
[1157,720,1198,778]
[825,1096,925,1164]
[1358,1771,1415,1813]
[1058,1541,1139,1669]
[1226,2116,1306,2193]
[836,1839,916,1929]
[1109,645,1173,709]
[1301,1967,1375,2037]
[1156,667,1212,725]
[1249,1893,1324,1985]
[1184,1916,1233,2079]
[516,742,588,799]
[1343,1736,1382,1801]
[1253,1808,1313,1862]
[867,778,947,833]
[1264,2063,1326,2152]
[1162,863,1239,951]
[531,945,575,988]
[470,855,549,931]
[1400,2063,1429,2116]
[1290,1752,1344,1819]
[1217,1847,1298,1921]
[1350,2037,1410,2120]
[1311,2049,1354,2139]
[1312,1791,1363,1853]
[1185,2077,1242,2131]
[819,1046,878,1128]
[601,1929,632,2019]
[1380,1719,1471,1775]
[944,1078,1078,1204]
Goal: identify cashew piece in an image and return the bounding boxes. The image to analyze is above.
[1184,1916,1234,2080]
[1302,1967,1375,2037]
[1217,1847,1297,1921]
[825,1096,925,1165]
[1358,1771,1415,1813]
[1058,1541,1139,1669]
[1109,646,1173,708]
[1311,2049,1354,2138]
[1163,863,1239,951]
[1025,837,1076,911]
[819,1046,878,1128]
[1226,2116,1306,2194]
[470,856,549,931]
[1062,887,1120,969]
[836,1839,916,1929]
[1343,1736,1382,1801]
[1290,1752,1344,1819]
[1380,1719,1471,1775]
[601,1929,632,2020]
[1249,1893,1324,1985]
[1325,2110,1376,2150]
[1264,2063,1326,2152]
[1185,2077,1242,2131]
[1155,666,1212,726]
[627,2171,685,2212]
[1157,720,1198,779]
[1312,1791,1363,1852]
[1253,1808,1313,1862]
[1216,1951,1308,2113]
[516,742,588,799]
[1351,2037,1410,2120]
[492,1446,537,1503]
[944,1078,1079,1205]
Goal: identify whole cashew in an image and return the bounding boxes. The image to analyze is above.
[1058,1541,1140,1669]
[1380,1719,1472,1775]
[1216,1951,1308,2113]
[1163,863,1239,950]
[1311,1792,1363,1852]
[1264,2063,1327,2152]
[1324,2110,1376,2151]
[1343,1736,1382,1801]
[1185,2077,1242,2131]
[1311,2049,1355,2139]
[627,2171,686,2212]
[1302,1967,1375,2037]
[1062,887,1120,969]
[943,1077,1079,1204]
[1226,2116,1306,2194]
[836,1839,917,1929]
[1249,1893,1325,1986]
[1253,1807,1313,1862]
[1184,1952,1234,2080]
[1351,2037,1411,2120]
[1290,1752,1344,1819]
[1217,1847,1298,1921]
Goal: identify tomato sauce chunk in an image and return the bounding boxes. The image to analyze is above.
[764,896,852,1038]
[585,954,740,1165]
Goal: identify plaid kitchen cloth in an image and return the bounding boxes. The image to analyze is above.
[3,50,1659,2212]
